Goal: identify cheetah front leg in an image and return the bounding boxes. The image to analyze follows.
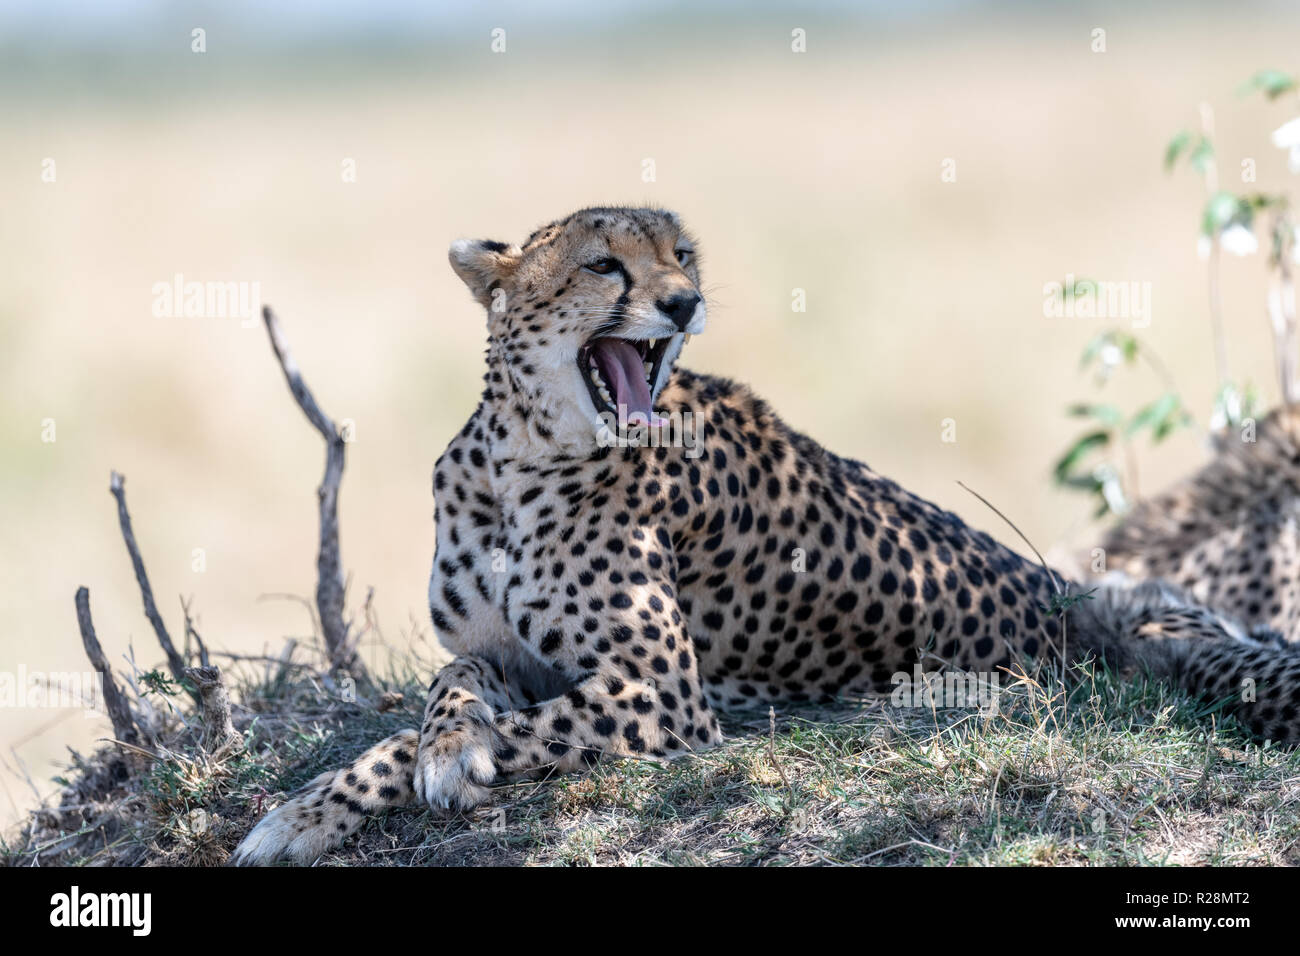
[493,666,724,776]
[232,657,518,864]
[415,666,722,810]
[232,728,420,865]
[414,582,723,809]
[411,655,516,810]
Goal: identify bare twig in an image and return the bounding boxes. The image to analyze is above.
[108,471,189,688]
[261,305,365,679]
[956,481,1062,595]
[257,592,322,639]
[767,706,791,792]
[100,738,156,760]
[180,594,210,667]
[205,647,311,671]
[74,587,140,748]
[273,637,299,685]
[182,666,241,754]
[955,480,1068,697]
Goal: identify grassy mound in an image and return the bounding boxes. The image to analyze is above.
[7,653,1299,867]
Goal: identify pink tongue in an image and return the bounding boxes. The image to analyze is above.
[591,339,659,425]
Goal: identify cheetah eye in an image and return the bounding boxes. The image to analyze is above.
[584,258,619,276]
[674,248,693,267]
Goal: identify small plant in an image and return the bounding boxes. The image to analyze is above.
[1053,69,1300,518]
[1040,586,1097,619]
[139,668,183,698]
[1052,328,1195,517]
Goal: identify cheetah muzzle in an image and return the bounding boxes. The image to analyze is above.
[580,335,676,427]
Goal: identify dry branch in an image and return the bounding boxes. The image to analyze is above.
[182,665,240,753]
[273,637,298,684]
[74,587,140,748]
[261,305,366,678]
[109,471,189,687]
[180,594,210,667]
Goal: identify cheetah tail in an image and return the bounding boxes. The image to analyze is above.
[1069,582,1300,744]
[231,728,419,865]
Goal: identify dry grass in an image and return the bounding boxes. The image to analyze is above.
[8,643,1300,867]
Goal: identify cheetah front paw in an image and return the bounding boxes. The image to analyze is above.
[414,707,498,812]
[230,771,336,866]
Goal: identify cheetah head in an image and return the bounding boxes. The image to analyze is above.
[448,206,706,451]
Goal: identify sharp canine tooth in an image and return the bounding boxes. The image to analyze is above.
[644,362,653,376]
[683,333,692,344]
[648,338,657,348]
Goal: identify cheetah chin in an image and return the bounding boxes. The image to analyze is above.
[232,206,1300,865]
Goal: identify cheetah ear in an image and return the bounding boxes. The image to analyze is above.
[448,239,522,309]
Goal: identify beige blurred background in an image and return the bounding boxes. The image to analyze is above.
[4,0,1300,826]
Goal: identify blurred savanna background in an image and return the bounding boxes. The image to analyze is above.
[4,0,1300,828]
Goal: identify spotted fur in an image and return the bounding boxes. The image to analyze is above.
[233,207,1300,865]
[1096,408,1300,639]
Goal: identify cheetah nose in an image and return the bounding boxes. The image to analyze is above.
[655,292,702,332]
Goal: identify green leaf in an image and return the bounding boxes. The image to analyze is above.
[1190,137,1215,176]
[1052,276,1098,301]
[1239,69,1297,100]
[1119,333,1139,363]
[1151,407,1192,443]
[1067,402,1124,427]
[1053,430,1111,483]
[1244,192,1289,211]
[1164,130,1192,172]
[1202,191,1250,236]
[1125,392,1180,439]
[1124,392,1191,444]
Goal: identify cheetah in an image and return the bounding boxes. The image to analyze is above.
[1096,408,1300,641]
[233,206,1300,864]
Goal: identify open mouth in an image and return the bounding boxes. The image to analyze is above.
[578,335,677,426]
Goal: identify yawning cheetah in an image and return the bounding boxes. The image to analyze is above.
[233,206,1300,865]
